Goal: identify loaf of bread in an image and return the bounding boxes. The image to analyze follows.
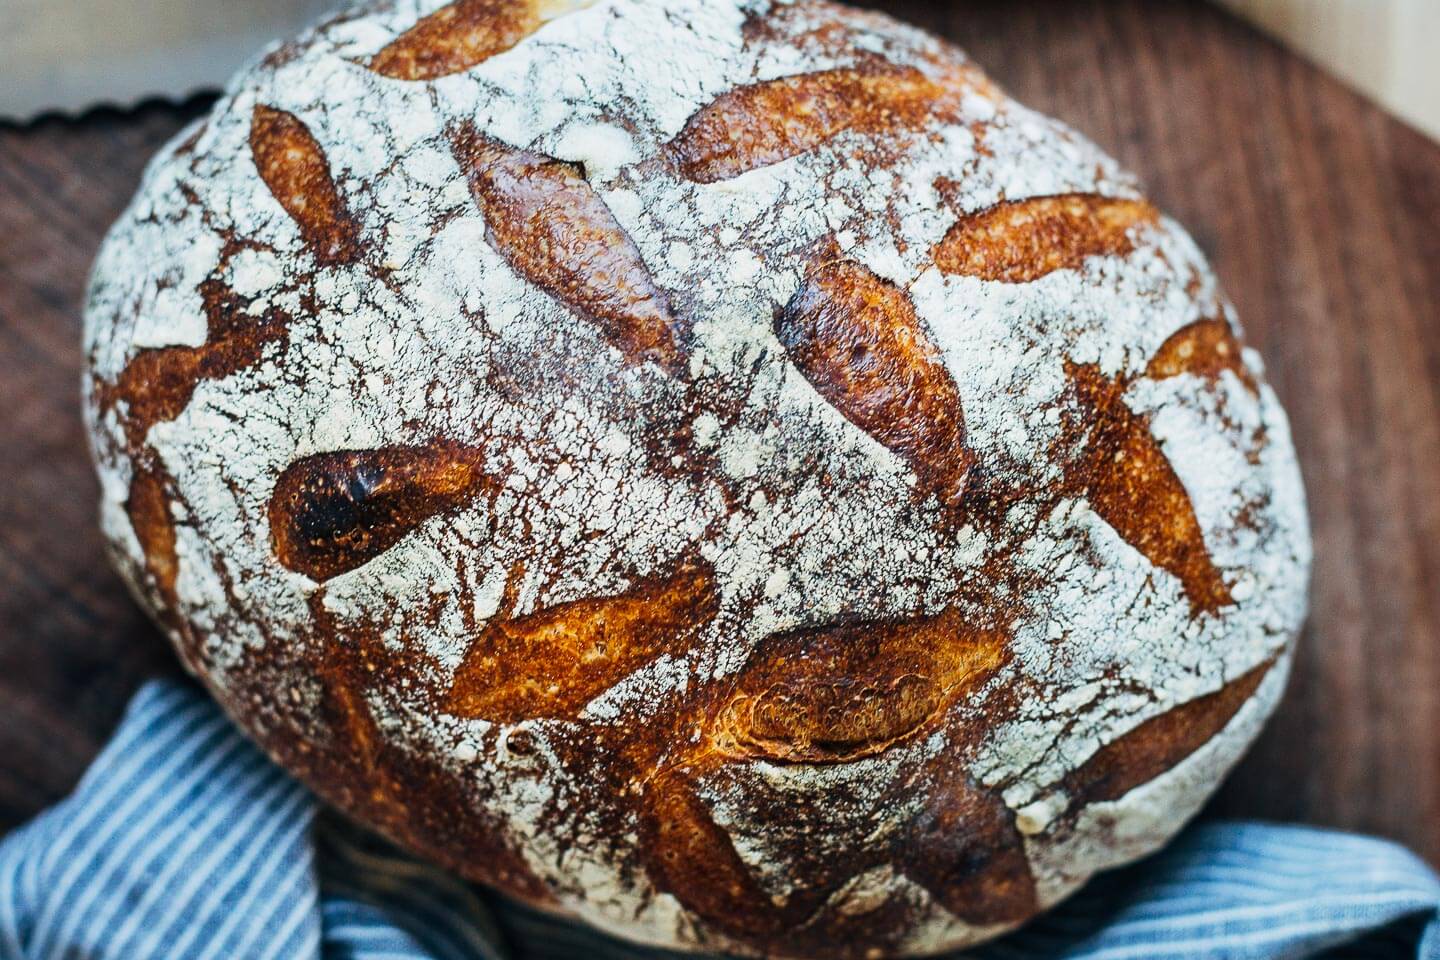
[82,0,1313,955]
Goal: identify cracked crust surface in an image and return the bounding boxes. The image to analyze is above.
[82,1,1312,956]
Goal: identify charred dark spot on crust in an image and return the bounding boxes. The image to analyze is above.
[638,768,786,937]
[104,280,288,447]
[666,61,988,183]
[902,751,1038,925]
[1062,656,1276,810]
[1065,361,1234,616]
[712,607,1010,763]
[126,464,181,610]
[250,105,360,265]
[933,194,1158,283]
[1147,317,1258,394]
[777,257,972,510]
[446,558,717,723]
[368,0,547,81]
[269,442,494,581]
[450,124,687,375]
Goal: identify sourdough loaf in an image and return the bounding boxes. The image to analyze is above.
[83,0,1312,955]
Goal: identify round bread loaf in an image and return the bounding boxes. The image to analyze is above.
[83,0,1313,955]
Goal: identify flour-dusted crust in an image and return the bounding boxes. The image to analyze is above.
[82,0,1312,956]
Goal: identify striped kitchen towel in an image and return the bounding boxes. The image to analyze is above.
[1,680,1438,959]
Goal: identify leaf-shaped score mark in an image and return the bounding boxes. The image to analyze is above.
[106,281,289,448]
[666,61,990,184]
[446,559,717,723]
[1147,318,1258,395]
[933,194,1158,284]
[776,258,973,510]
[126,465,181,611]
[269,442,496,582]
[250,105,360,265]
[1060,657,1275,811]
[637,767,787,939]
[368,0,592,81]
[902,751,1037,925]
[711,607,1010,763]
[1065,362,1234,615]
[450,125,687,376]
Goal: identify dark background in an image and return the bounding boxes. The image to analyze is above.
[2,0,1438,864]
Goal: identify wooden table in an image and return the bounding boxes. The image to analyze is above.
[3,0,1439,864]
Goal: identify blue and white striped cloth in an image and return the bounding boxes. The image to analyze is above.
[2,680,1438,960]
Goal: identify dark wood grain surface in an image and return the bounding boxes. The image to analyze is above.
[2,0,1438,865]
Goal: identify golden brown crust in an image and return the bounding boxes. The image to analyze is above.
[776,258,973,510]
[1061,657,1276,810]
[81,1,1310,955]
[901,751,1037,926]
[638,768,789,939]
[368,0,540,81]
[1147,317,1258,394]
[933,195,1157,284]
[666,62,986,183]
[451,124,688,375]
[125,464,180,610]
[1064,361,1234,616]
[447,558,718,722]
[711,607,1009,764]
[249,106,360,265]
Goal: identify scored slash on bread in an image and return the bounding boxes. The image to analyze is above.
[450,125,690,376]
[1063,361,1236,616]
[249,105,361,266]
[923,192,1249,615]
[666,61,991,184]
[638,766,793,937]
[124,463,182,616]
[634,611,1031,937]
[932,194,1158,284]
[95,106,351,456]
[1058,655,1277,815]
[1147,317,1259,395]
[710,606,1009,764]
[776,257,974,511]
[901,750,1039,925]
[446,557,719,722]
[1056,313,1259,618]
[368,0,596,81]
[269,443,498,582]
